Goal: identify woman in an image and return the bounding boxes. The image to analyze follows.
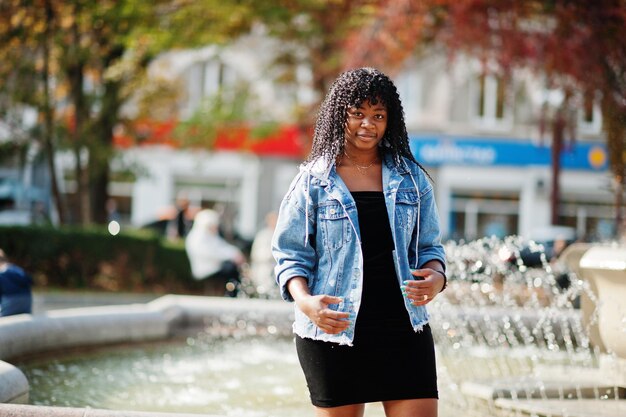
[272,67,447,417]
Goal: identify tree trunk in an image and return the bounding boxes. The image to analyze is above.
[42,0,66,224]
[67,2,91,225]
[615,175,625,240]
[91,166,109,224]
[89,48,124,224]
[602,97,626,240]
[77,149,91,225]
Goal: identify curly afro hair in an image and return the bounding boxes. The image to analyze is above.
[307,67,423,172]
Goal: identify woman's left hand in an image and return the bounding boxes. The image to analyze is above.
[401,268,445,306]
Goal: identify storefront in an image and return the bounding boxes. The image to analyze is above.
[118,125,305,240]
[410,134,612,241]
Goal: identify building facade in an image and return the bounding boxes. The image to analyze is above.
[395,53,611,241]
[49,44,612,242]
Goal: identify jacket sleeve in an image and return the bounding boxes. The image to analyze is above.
[272,174,317,302]
[410,173,447,271]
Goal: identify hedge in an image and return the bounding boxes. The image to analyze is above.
[0,225,206,294]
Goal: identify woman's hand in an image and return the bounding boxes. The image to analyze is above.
[287,276,350,334]
[401,268,446,306]
[296,294,350,334]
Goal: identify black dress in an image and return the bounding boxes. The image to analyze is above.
[296,191,438,407]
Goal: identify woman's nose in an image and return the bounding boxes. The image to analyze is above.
[361,116,374,127]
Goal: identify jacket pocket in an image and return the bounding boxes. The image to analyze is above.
[318,202,351,250]
[395,189,419,231]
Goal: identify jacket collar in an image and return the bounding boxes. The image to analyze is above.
[299,156,333,182]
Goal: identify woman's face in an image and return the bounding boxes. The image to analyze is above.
[344,99,388,154]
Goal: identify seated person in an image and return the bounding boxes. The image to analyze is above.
[0,249,33,317]
[185,209,244,297]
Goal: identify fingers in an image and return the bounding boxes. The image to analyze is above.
[321,295,344,306]
[402,271,438,305]
[401,283,433,305]
[413,268,446,293]
[409,295,431,306]
[300,295,350,334]
[410,268,430,279]
[316,317,350,334]
[314,308,350,334]
[323,308,350,320]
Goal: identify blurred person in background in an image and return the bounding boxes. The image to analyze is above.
[106,198,121,223]
[185,209,245,297]
[249,211,279,297]
[0,249,33,317]
[167,194,193,240]
[31,201,52,226]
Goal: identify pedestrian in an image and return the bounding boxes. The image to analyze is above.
[31,201,53,226]
[106,198,122,223]
[249,211,279,297]
[271,67,447,417]
[0,249,33,317]
[168,194,192,240]
[185,209,245,297]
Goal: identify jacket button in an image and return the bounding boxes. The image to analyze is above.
[330,208,336,214]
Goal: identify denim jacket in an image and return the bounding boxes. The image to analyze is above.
[272,152,446,346]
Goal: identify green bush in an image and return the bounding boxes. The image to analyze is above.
[0,225,205,294]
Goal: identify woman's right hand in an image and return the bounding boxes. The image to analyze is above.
[296,294,351,334]
[287,277,350,334]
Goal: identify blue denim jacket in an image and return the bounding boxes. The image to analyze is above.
[272,152,446,346]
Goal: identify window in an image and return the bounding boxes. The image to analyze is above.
[559,198,614,241]
[202,60,223,98]
[450,191,520,240]
[472,73,510,130]
[578,92,602,135]
[183,60,231,118]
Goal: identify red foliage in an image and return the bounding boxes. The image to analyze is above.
[344,0,626,102]
[343,0,434,73]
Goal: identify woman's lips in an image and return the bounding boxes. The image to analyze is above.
[357,133,377,139]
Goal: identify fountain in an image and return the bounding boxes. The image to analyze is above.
[0,237,624,417]
[434,237,625,417]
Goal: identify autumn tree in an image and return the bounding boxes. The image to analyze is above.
[172,1,380,155]
[0,1,67,222]
[0,0,255,225]
[259,1,377,92]
[345,0,626,238]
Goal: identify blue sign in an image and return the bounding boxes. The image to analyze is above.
[409,135,608,171]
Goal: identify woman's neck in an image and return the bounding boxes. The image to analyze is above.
[343,148,380,166]
[343,148,380,165]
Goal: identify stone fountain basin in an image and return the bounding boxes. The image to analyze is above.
[0,290,621,417]
[579,245,626,362]
[0,295,293,416]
